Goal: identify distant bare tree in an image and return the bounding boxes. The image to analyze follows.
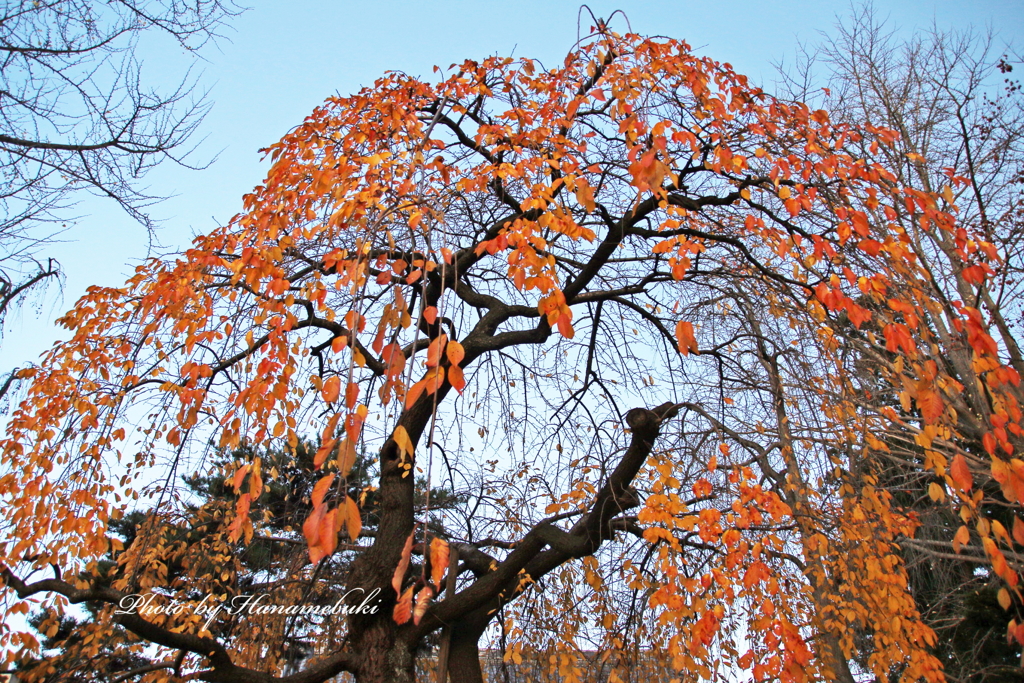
[0,0,242,337]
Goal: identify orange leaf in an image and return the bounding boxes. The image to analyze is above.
[423,306,438,324]
[950,454,973,492]
[984,537,1017,584]
[676,320,698,355]
[312,473,336,509]
[232,464,250,491]
[413,585,434,625]
[303,503,328,563]
[953,524,970,553]
[314,438,337,469]
[382,343,406,377]
[429,537,450,590]
[344,495,361,541]
[336,438,357,475]
[424,366,445,396]
[249,459,263,499]
[1013,517,1024,546]
[405,378,426,408]
[448,365,466,393]
[320,411,342,440]
[426,334,448,368]
[556,313,574,339]
[916,387,944,424]
[392,532,414,595]
[321,376,341,403]
[345,382,360,409]
[318,506,338,559]
[446,340,465,366]
[742,561,770,588]
[227,493,251,543]
[393,585,414,625]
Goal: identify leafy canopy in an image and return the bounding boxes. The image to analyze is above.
[0,23,1021,683]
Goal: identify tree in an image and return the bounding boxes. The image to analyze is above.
[0,0,242,354]
[777,8,1024,682]
[0,21,1020,683]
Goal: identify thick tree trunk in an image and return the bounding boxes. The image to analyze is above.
[446,628,485,683]
[351,621,416,683]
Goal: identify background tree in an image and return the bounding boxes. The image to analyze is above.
[0,21,1018,683]
[777,8,1024,682]
[0,0,242,368]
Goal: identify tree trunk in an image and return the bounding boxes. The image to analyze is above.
[352,620,416,683]
[445,621,487,683]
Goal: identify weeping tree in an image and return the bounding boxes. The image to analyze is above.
[0,22,1020,683]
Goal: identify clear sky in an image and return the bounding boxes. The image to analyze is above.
[1,0,1021,374]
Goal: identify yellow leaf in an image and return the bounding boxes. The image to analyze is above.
[998,587,1012,611]
[393,426,414,462]
[413,585,434,625]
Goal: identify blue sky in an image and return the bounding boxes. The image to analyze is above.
[1,0,1021,373]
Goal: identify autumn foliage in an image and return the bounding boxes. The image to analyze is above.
[0,21,1021,683]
